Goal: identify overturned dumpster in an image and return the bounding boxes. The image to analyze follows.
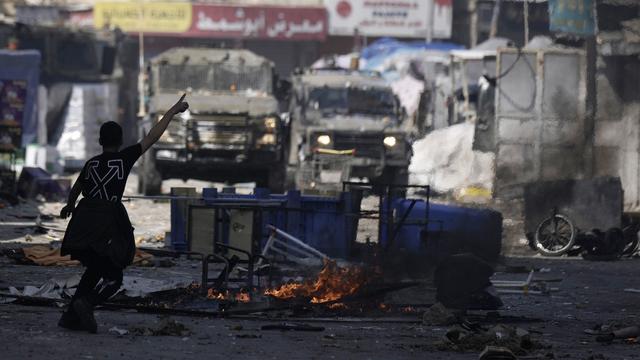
[380,198,503,264]
[168,187,502,267]
[169,188,362,260]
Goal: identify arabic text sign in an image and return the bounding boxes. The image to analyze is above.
[325,0,452,39]
[94,2,192,33]
[549,0,595,36]
[190,5,327,40]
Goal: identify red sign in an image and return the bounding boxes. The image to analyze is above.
[189,5,327,41]
[66,9,94,28]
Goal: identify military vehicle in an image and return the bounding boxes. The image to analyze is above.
[288,68,411,192]
[139,48,287,194]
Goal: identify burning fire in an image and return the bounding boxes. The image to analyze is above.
[264,260,369,304]
[207,289,251,303]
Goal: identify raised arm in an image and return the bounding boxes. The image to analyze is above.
[140,93,189,153]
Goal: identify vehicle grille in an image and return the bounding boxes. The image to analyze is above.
[333,133,383,159]
[188,115,250,150]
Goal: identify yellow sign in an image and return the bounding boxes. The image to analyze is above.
[94,2,192,33]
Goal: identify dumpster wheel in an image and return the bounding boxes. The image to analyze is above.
[534,214,576,256]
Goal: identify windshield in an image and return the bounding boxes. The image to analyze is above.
[158,63,272,93]
[307,87,396,116]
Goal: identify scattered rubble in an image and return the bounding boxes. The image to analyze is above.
[435,324,544,355]
[108,326,129,336]
[4,245,154,266]
[422,302,458,326]
[478,345,517,360]
[129,317,192,337]
[2,274,191,302]
[586,324,640,344]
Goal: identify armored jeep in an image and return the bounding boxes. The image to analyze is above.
[288,69,411,192]
[139,48,287,194]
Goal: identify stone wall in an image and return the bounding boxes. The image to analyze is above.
[594,55,640,210]
[493,48,588,197]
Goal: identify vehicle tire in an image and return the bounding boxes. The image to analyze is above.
[138,150,162,196]
[533,214,576,256]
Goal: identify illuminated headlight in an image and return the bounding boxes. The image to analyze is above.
[383,136,397,147]
[156,150,178,160]
[317,135,331,146]
[257,133,276,145]
[264,117,277,130]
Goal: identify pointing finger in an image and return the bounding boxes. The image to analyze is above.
[179,93,186,102]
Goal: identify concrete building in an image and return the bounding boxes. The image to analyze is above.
[592,0,640,209]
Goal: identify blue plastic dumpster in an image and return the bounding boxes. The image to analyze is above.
[380,199,502,262]
[170,188,362,259]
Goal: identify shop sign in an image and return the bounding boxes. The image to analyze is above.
[190,5,327,40]
[325,0,453,39]
[93,2,192,33]
[549,0,596,36]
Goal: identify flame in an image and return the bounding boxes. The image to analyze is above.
[264,260,368,304]
[207,289,227,300]
[207,289,251,303]
[329,302,347,310]
[235,291,251,303]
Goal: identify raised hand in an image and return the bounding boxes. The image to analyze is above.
[170,93,189,114]
[141,94,190,153]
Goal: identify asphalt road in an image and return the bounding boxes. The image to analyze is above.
[1,174,639,359]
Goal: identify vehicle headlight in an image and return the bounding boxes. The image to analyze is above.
[156,150,178,160]
[257,133,276,145]
[383,136,397,147]
[264,117,277,130]
[317,135,331,146]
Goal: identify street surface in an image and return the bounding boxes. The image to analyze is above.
[0,173,639,359]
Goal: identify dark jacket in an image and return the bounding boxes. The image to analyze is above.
[61,198,135,269]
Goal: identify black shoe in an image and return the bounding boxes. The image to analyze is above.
[58,308,84,331]
[72,298,97,334]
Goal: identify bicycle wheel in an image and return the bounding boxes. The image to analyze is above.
[534,214,576,256]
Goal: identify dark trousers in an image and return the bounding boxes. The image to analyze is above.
[71,251,123,306]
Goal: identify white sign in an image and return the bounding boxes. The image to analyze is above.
[325,0,452,39]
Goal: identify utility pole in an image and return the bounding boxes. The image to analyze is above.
[524,0,530,45]
[469,0,478,47]
[489,0,502,38]
[426,0,435,43]
[137,1,146,118]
